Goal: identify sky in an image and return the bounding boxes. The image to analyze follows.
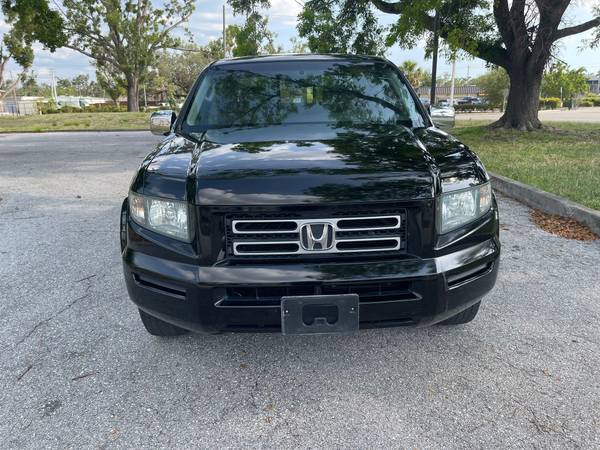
[1,0,599,84]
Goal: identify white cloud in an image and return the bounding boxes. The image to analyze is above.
[32,44,82,61]
[270,0,302,18]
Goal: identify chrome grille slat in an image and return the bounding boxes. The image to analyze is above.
[232,219,299,234]
[232,215,401,233]
[231,215,403,256]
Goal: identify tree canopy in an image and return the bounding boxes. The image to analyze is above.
[0,0,65,95]
[397,60,430,87]
[472,68,509,109]
[228,12,281,57]
[541,62,589,100]
[297,3,386,55]
[154,43,222,96]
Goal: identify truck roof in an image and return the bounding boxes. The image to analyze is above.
[212,54,388,67]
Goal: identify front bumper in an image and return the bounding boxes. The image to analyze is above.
[123,236,500,333]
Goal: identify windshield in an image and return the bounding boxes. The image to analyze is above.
[182,60,426,131]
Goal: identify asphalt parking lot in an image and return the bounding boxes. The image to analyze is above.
[1,131,599,448]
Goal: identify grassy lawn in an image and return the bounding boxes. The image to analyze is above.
[0,112,149,132]
[453,121,600,210]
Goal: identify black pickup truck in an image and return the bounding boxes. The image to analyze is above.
[120,54,500,336]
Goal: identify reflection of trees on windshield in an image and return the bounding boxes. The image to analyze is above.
[189,63,423,130]
[311,64,414,127]
[208,70,299,128]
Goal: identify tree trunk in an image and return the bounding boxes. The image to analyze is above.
[126,75,139,112]
[0,57,6,88]
[492,63,544,131]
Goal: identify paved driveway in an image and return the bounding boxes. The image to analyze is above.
[458,106,600,123]
[1,132,599,448]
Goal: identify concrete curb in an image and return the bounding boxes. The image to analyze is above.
[490,172,600,235]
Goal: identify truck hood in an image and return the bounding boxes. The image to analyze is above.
[139,124,485,205]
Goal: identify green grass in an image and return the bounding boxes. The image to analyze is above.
[0,112,149,132]
[453,121,600,210]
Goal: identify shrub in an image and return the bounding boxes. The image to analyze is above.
[454,103,490,112]
[82,103,126,113]
[37,101,59,114]
[58,105,82,113]
[579,100,594,107]
[539,97,562,109]
[581,96,600,106]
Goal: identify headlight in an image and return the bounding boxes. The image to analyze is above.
[128,192,190,241]
[437,183,492,233]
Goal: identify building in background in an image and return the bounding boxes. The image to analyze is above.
[55,96,108,108]
[587,74,599,94]
[415,85,483,101]
[0,96,42,115]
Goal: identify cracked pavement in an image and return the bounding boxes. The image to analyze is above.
[1,131,599,448]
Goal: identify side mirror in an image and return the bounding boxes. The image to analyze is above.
[150,110,176,136]
[430,106,455,130]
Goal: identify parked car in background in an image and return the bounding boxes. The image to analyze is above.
[121,54,500,337]
[429,105,456,129]
[458,96,484,105]
[436,99,456,107]
[417,98,456,130]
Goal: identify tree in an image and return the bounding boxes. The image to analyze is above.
[541,62,589,101]
[227,11,281,57]
[397,60,429,87]
[96,66,125,105]
[591,6,600,48]
[0,0,65,97]
[472,68,509,109]
[53,74,102,96]
[17,72,51,96]
[288,37,310,54]
[229,0,600,130]
[297,4,386,55]
[71,74,101,96]
[156,45,221,96]
[57,0,195,111]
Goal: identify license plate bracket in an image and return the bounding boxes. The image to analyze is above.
[281,294,359,335]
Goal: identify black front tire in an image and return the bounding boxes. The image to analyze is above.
[439,301,481,325]
[138,309,189,336]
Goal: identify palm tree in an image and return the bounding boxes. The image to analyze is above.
[398,60,428,88]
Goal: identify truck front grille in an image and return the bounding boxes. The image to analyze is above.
[227,211,406,258]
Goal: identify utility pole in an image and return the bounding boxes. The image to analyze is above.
[560,86,563,104]
[51,69,58,102]
[9,71,19,115]
[222,4,226,58]
[429,10,440,106]
[449,57,456,106]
